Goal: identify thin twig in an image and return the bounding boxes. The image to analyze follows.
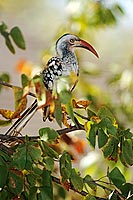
[0,81,36,97]
[57,124,84,135]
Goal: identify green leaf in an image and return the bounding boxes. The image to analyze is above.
[57,186,66,199]
[27,174,37,187]
[29,186,37,200]
[13,86,23,110]
[66,100,77,125]
[84,175,97,191]
[0,150,11,162]
[39,170,53,200]
[33,164,43,176]
[25,153,33,170]
[103,137,118,159]
[0,73,10,83]
[39,141,59,159]
[60,151,72,182]
[70,168,83,192]
[110,139,119,161]
[59,90,71,104]
[119,129,133,139]
[122,139,133,166]
[0,119,12,126]
[39,187,53,200]
[28,144,42,162]
[119,152,128,167]
[98,128,108,148]
[39,127,59,143]
[103,138,113,158]
[87,109,96,119]
[0,189,9,200]
[99,118,117,137]
[97,106,115,123]
[0,73,10,92]
[110,193,121,200]
[11,145,27,170]
[54,98,62,127]
[10,26,26,49]
[108,167,126,189]
[85,195,96,200]
[11,143,40,170]
[8,170,24,195]
[0,157,8,188]
[43,156,54,172]
[21,73,30,88]
[121,183,133,198]
[2,31,15,54]
[0,22,8,32]
[87,124,97,148]
[59,90,78,126]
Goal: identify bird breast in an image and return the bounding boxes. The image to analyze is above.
[42,56,79,91]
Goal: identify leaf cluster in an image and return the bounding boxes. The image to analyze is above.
[0,22,26,54]
[1,75,133,199]
[87,107,133,167]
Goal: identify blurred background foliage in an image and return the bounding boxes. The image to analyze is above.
[0,0,133,199]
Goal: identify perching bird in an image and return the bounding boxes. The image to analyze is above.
[42,33,99,121]
[42,33,99,92]
[5,33,99,135]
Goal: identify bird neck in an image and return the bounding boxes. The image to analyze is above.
[60,49,78,65]
[62,50,79,75]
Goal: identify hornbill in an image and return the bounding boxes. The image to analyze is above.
[5,33,99,135]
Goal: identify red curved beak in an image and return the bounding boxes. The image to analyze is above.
[75,39,99,58]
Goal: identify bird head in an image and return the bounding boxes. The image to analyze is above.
[56,33,99,58]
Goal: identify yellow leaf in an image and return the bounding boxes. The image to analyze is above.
[13,86,23,110]
[84,121,94,132]
[0,109,17,119]
[0,119,11,126]
[62,112,71,128]
[12,96,27,118]
[32,75,46,107]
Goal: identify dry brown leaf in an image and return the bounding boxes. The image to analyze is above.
[62,111,71,128]
[72,99,91,109]
[91,116,101,123]
[0,95,27,120]
[12,96,27,118]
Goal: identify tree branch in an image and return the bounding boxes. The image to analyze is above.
[0,124,85,143]
[0,80,36,97]
[51,176,106,199]
[0,143,14,155]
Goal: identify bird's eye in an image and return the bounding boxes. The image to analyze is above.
[69,39,75,44]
